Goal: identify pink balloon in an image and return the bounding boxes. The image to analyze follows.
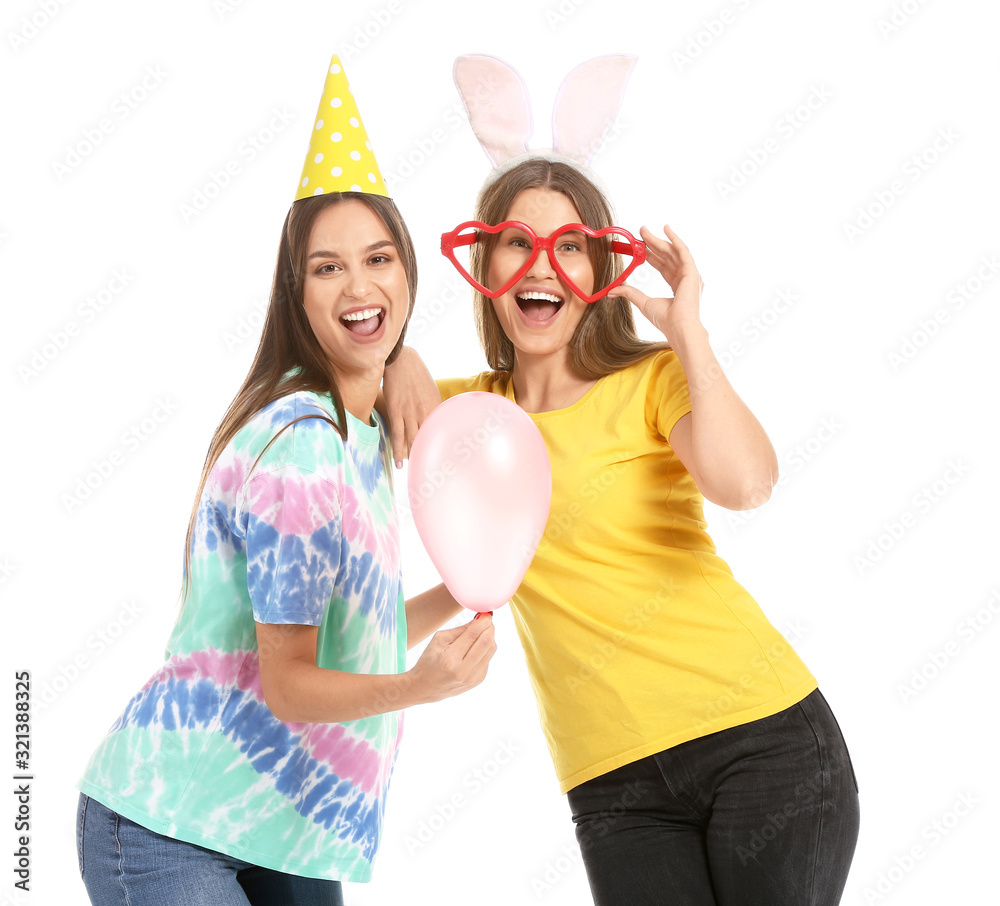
[407,393,552,612]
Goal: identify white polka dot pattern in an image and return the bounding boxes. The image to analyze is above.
[294,54,388,201]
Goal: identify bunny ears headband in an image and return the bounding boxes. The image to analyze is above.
[453,53,636,185]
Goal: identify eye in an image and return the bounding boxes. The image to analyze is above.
[558,233,587,253]
[316,262,340,275]
[369,253,392,265]
[509,237,531,249]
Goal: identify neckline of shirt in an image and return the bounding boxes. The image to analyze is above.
[289,387,381,446]
[504,372,606,419]
[339,400,381,446]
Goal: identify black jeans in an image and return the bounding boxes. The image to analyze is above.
[567,689,859,905]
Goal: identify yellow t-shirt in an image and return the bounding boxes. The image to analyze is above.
[436,350,817,793]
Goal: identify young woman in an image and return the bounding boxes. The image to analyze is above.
[75,190,496,904]
[382,156,860,905]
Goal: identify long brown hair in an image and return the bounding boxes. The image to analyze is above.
[180,192,417,602]
[470,158,668,378]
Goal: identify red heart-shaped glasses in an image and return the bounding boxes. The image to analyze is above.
[440,221,646,304]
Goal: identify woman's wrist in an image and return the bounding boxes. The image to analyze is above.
[353,671,419,719]
[665,319,709,353]
[384,344,413,374]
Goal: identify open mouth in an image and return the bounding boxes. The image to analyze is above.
[515,291,563,322]
[340,307,386,336]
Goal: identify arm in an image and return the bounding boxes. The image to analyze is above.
[381,345,443,466]
[405,582,464,649]
[666,325,778,510]
[257,614,494,723]
[617,225,778,511]
[245,423,494,726]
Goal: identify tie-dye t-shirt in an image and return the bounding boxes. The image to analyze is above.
[78,388,406,882]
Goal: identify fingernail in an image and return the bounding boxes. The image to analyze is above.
[395,460,402,469]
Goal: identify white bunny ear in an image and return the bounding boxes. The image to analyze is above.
[454,54,534,167]
[552,54,637,167]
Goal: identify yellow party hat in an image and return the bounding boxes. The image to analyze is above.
[295,56,388,200]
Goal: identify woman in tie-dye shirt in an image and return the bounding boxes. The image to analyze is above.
[76,193,496,906]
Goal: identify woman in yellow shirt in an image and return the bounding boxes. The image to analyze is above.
[382,60,859,906]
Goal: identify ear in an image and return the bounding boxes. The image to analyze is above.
[454,54,534,167]
[552,54,637,167]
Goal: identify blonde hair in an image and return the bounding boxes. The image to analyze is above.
[470,158,668,378]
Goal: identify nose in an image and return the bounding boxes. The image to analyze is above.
[344,267,372,299]
[526,244,557,279]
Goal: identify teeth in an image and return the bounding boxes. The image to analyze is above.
[517,291,562,303]
[341,307,383,321]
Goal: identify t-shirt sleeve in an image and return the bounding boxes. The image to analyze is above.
[645,350,693,443]
[241,440,343,626]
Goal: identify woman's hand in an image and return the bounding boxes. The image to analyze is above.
[406,614,496,703]
[613,224,778,511]
[256,614,495,723]
[615,224,704,340]
[382,346,442,467]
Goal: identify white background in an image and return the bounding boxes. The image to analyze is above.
[3,0,999,903]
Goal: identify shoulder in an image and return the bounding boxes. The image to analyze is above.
[436,371,511,401]
[257,389,342,430]
[240,390,347,477]
[627,350,692,438]
[591,351,690,438]
[640,348,686,387]
[602,349,683,395]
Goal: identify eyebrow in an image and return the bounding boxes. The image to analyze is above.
[499,226,588,237]
[307,239,395,261]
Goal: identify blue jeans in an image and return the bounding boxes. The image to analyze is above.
[567,689,860,905]
[77,794,345,906]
